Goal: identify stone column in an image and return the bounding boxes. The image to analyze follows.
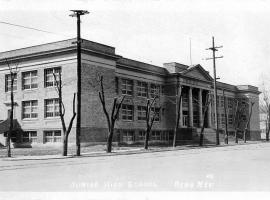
[199,88,203,127]
[208,91,212,128]
[189,87,193,127]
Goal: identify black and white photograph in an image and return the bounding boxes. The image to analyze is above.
[0,0,270,199]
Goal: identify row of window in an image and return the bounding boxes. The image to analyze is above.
[122,104,160,121]
[22,130,61,143]
[118,78,163,98]
[21,99,59,119]
[122,130,173,142]
[5,67,61,92]
[217,96,247,108]
[215,113,246,126]
[21,130,171,144]
[19,99,159,122]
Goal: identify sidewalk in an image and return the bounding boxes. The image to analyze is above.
[0,140,262,162]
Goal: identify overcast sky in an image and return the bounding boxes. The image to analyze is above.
[0,0,270,88]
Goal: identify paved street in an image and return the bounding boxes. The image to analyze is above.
[1,142,270,192]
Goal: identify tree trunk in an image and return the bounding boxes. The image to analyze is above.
[173,127,177,148]
[199,128,204,146]
[244,129,247,143]
[6,133,11,157]
[144,127,150,150]
[107,127,114,153]
[266,128,270,142]
[267,118,270,141]
[62,133,68,156]
[235,130,238,143]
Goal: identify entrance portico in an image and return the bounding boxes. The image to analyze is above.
[179,85,211,129]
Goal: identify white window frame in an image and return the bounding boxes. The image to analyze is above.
[151,131,161,140]
[138,130,146,140]
[22,131,38,143]
[45,98,60,118]
[22,100,38,119]
[44,67,61,87]
[137,106,146,121]
[44,130,62,143]
[151,107,160,122]
[122,104,133,121]
[228,114,233,125]
[121,79,133,96]
[122,130,134,142]
[22,70,38,90]
[5,73,17,92]
[150,83,160,98]
[137,81,147,97]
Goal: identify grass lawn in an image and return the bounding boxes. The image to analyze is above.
[0,144,146,158]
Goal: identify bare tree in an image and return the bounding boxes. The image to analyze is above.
[98,76,125,153]
[232,99,248,143]
[260,87,270,141]
[243,102,255,143]
[233,100,240,143]
[53,72,76,156]
[222,90,229,144]
[5,58,18,157]
[199,93,211,146]
[173,87,183,147]
[144,96,161,150]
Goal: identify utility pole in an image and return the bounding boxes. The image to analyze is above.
[206,36,223,145]
[70,10,89,156]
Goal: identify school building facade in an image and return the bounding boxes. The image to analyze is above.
[0,38,261,146]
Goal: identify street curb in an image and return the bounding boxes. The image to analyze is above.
[0,141,264,161]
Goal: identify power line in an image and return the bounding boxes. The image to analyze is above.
[0,21,72,37]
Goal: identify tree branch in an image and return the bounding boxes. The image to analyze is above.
[67,93,77,136]
[114,95,126,120]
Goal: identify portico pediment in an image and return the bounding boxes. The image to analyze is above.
[181,64,213,82]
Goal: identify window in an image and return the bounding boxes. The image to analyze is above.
[22,131,37,143]
[182,93,189,107]
[151,131,161,140]
[44,130,62,143]
[161,85,165,95]
[149,84,160,98]
[45,99,59,117]
[122,130,134,142]
[220,96,224,108]
[137,81,147,97]
[228,114,233,125]
[228,98,233,108]
[22,100,38,119]
[122,104,133,121]
[241,98,247,105]
[241,114,247,122]
[138,130,146,140]
[151,107,160,122]
[121,79,133,95]
[5,73,17,92]
[221,113,226,125]
[137,106,146,121]
[44,67,61,87]
[193,111,199,125]
[161,131,170,141]
[8,109,16,119]
[22,70,38,90]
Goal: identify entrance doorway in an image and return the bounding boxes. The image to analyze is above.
[183,111,188,127]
